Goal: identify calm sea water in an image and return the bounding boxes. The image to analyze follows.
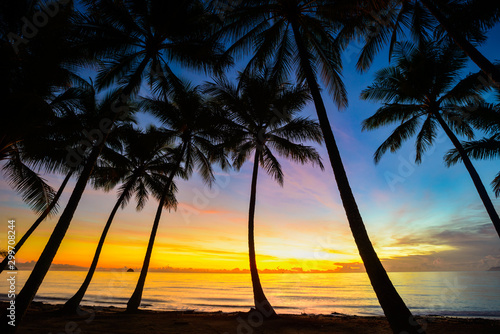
[1,271,499,318]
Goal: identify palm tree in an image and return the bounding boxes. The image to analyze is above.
[361,41,500,239]
[0,81,99,275]
[126,79,229,312]
[79,0,227,97]
[0,76,139,275]
[0,0,88,255]
[215,1,424,333]
[445,101,500,197]
[10,1,225,327]
[339,0,500,85]
[446,134,500,196]
[0,0,84,159]
[61,126,177,314]
[2,146,57,223]
[418,0,500,86]
[9,84,136,331]
[204,69,324,317]
[0,164,71,274]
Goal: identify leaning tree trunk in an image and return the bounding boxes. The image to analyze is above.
[126,144,186,312]
[0,171,73,274]
[2,61,146,333]
[3,145,103,334]
[290,20,424,334]
[61,178,137,314]
[248,148,276,317]
[420,0,500,88]
[434,112,500,238]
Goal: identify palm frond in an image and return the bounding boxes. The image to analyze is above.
[373,115,421,163]
[439,68,492,105]
[260,147,284,186]
[133,179,149,211]
[270,117,323,144]
[414,115,437,163]
[441,109,475,140]
[445,136,500,165]
[362,104,423,130]
[267,136,324,171]
[492,171,500,198]
[3,152,57,215]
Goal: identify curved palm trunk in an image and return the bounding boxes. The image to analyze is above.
[126,144,186,312]
[61,179,136,314]
[0,171,73,274]
[248,149,276,317]
[290,21,423,334]
[2,62,147,332]
[3,145,103,334]
[434,112,500,238]
[126,186,168,312]
[419,0,500,88]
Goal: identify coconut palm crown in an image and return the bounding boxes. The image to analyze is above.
[361,41,500,238]
[204,68,324,316]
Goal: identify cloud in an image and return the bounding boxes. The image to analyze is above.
[382,214,500,271]
[332,262,365,272]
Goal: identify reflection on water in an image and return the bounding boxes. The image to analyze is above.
[1,271,499,318]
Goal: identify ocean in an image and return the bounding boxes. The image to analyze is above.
[1,271,499,318]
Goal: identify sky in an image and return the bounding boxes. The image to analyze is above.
[1,20,499,273]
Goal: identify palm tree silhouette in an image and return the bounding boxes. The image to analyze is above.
[10,82,136,329]
[361,41,500,239]
[0,0,83,159]
[340,0,500,85]
[445,99,500,197]
[0,78,141,276]
[0,161,69,274]
[126,78,229,312]
[215,2,423,332]
[78,0,227,97]
[0,78,133,275]
[447,134,500,196]
[2,146,57,223]
[61,126,178,314]
[417,0,500,85]
[205,69,324,317]
[10,1,225,326]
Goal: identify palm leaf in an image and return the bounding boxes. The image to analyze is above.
[3,151,57,215]
[414,115,437,163]
[260,147,284,186]
[373,115,421,163]
[445,136,500,165]
[270,117,323,144]
[492,171,500,197]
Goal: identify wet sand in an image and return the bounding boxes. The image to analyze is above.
[4,302,500,333]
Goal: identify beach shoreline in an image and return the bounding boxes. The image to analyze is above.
[3,302,500,333]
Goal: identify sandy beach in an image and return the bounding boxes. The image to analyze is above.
[3,302,498,333]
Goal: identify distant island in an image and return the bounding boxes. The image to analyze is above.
[126,268,134,272]
[488,266,500,271]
